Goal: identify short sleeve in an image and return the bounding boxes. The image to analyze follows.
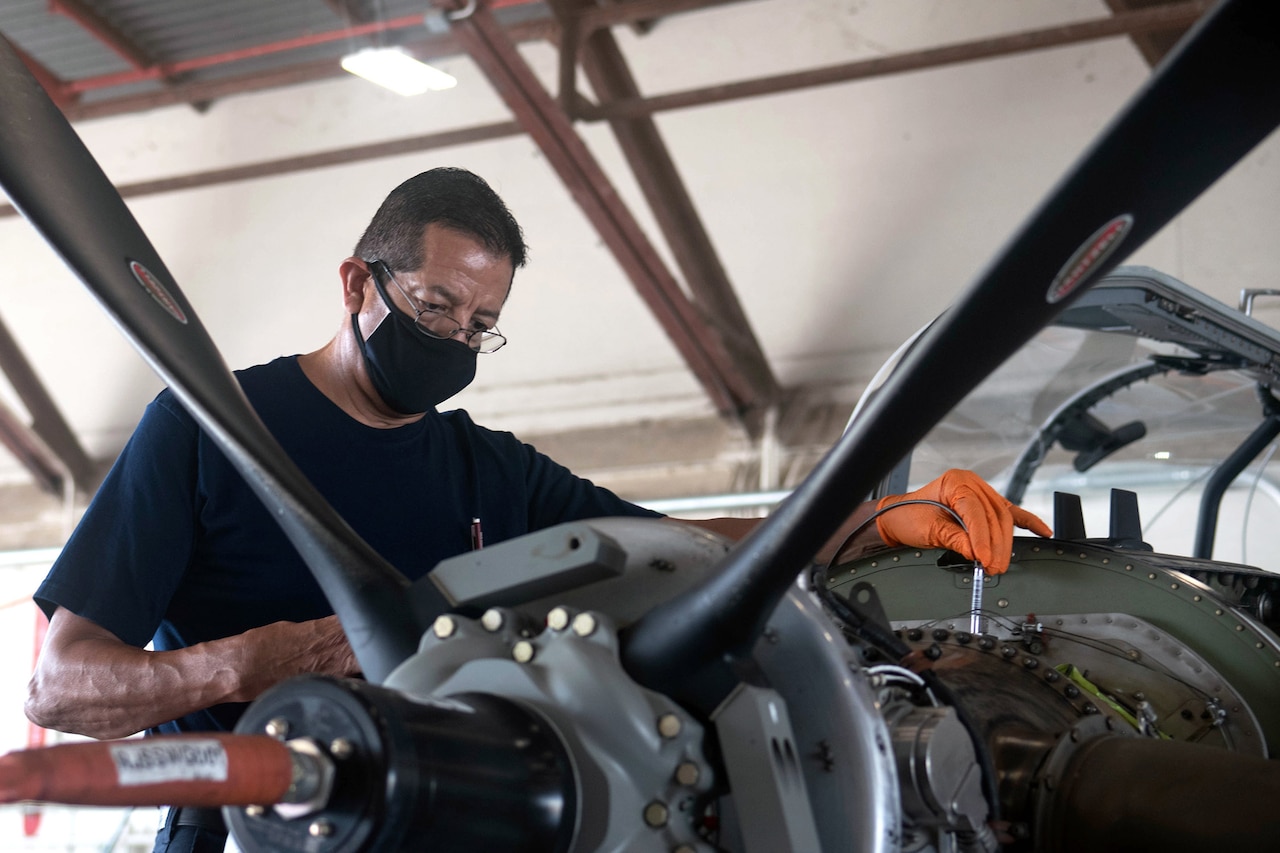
[34,392,200,647]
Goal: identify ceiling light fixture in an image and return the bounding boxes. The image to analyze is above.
[340,46,457,96]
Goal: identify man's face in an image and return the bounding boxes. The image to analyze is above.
[361,223,513,344]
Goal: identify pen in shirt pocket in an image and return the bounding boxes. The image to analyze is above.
[470,517,484,551]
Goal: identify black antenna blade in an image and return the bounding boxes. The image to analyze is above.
[0,38,425,683]
[624,0,1280,702]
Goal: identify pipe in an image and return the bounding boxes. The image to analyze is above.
[1193,413,1280,558]
[0,734,294,807]
[1045,735,1280,853]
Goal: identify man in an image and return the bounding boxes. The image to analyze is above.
[26,167,1050,852]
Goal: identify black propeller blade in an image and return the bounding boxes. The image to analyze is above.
[623,0,1280,705]
[0,38,432,684]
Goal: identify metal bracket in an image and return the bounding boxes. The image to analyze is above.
[424,0,478,34]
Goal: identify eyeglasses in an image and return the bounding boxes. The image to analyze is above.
[369,260,507,353]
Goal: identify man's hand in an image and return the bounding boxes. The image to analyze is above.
[875,469,1052,574]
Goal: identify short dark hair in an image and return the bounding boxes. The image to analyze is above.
[353,167,527,273]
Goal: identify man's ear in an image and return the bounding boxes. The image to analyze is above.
[339,257,373,314]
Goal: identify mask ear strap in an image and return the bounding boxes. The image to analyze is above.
[350,313,368,352]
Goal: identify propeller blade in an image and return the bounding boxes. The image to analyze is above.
[0,38,432,683]
[624,0,1280,702]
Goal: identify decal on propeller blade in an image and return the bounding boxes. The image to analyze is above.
[129,260,188,324]
[1046,214,1133,304]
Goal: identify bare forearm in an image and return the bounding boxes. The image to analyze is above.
[26,614,358,740]
[27,637,244,739]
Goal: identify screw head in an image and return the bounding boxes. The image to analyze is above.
[481,609,505,632]
[675,761,700,786]
[432,615,457,639]
[245,805,265,817]
[657,713,682,739]
[513,640,535,663]
[329,738,354,760]
[309,819,334,837]
[571,612,598,637]
[643,800,670,827]
[546,607,571,631]
[264,717,290,739]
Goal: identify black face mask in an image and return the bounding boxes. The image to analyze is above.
[352,311,477,414]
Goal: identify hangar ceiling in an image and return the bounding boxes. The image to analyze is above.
[0,0,1274,552]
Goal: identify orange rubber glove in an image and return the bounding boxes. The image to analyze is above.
[875,469,1052,575]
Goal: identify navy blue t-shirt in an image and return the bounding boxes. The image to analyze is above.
[35,356,659,733]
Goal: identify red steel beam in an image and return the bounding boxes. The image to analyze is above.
[0,314,96,493]
[550,0,780,428]
[583,0,1212,120]
[449,0,763,421]
[0,122,524,219]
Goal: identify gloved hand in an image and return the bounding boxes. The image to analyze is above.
[875,469,1052,574]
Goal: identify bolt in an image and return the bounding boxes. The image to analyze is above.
[675,762,700,786]
[1083,703,1099,715]
[1023,657,1039,670]
[481,609,505,632]
[1064,684,1080,699]
[956,632,973,644]
[265,718,290,739]
[924,643,942,660]
[329,738,354,760]
[1044,670,1060,683]
[513,640,535,663]
[657,714,682,739]
[245,805,265,817]
[997,598,1010,609]
[309,819,334,838]
[643,801,670,828]
[932,628,950,641]
[906,628,924,642]
[1001,645,1017,658]
[978,636,996,650]
[432,615,457,639]
[572,612,598,637]
[546,607,570,631]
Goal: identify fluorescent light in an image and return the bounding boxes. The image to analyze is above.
[340,47,457,96]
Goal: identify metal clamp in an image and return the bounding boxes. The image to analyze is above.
[424,0,478,34]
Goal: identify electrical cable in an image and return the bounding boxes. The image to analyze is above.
[812,498,1004,823]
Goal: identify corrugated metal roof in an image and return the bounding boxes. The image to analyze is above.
[0,0,548,107]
